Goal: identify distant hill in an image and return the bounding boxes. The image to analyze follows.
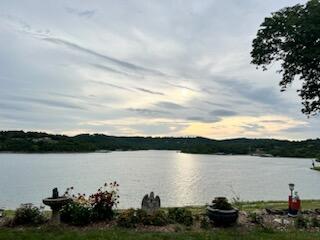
[0,131,319,158]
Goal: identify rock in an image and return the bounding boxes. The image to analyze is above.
[141,192,160,214]
[273,218,290,225]
[273,218,282,224]
[266,208,287,215]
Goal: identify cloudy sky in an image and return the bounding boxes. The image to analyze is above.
[0,0,319,139]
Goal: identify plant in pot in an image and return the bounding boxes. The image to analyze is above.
[206,197,238,226]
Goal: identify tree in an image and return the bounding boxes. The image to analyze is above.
[251,0,320,115]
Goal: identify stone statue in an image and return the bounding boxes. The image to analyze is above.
[52,188,59,199]
[141,192,161,214]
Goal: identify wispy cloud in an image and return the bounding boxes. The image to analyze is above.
[42,37,169,77]
[127,108,170,116]
[135,87,164,96]
[65,7,96,18]
[90,80,133,92]
[210,109,238,117]
[155,101,186,110]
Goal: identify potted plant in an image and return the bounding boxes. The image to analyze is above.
[206,197,238,226]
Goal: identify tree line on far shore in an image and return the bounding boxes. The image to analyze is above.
[0,131,319,159]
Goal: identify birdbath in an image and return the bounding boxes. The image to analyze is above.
[43,188,70,224]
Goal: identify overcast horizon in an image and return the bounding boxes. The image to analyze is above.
[1,0,319,140]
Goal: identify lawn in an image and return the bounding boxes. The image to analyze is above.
[0,227,320,240]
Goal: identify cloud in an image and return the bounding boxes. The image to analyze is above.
[210,109,237,117]
[90,80,133,92]
[10,96,86,111]
[216,78,287,107]
[127,108,169,116]
[135,87,164,96]
[155,101,186,110]
[241,123,265,132]
[1,1,319,139]
[187,116,220,123]
[66,7,96,18]
[90,63,135,77]
[42,37,168,77]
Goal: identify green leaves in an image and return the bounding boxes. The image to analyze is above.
[251,0,320,115]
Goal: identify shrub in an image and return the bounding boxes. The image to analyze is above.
[61,202,91,226]
[149,210,169,226]
[117,209,169,228]
[295,215,309,229]
[90,182,119,221]
[248,212,263,225]
[116,209,138,228]
[62,181,119,225]
[168,208,193,226]
[212,197,233,210]
[13,204,46,226]
[136,209,151,225]
[311,217,320,227]
[200,216,210,229]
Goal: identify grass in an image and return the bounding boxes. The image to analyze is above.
[2,200,320,239]
[0,227,320,240]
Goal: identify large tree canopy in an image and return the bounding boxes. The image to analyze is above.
[251,0,320,115]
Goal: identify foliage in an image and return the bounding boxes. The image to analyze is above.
[200,216,211,229]
[89,182,120,221]
[168,208,193,226]
[212,198,233,210]
[12,204,46,226]
[116,209,169,228]
[61,181,119,226]
[295,215,309,229]
[116,209,138,228]
[61,202,91,226]
[251,0,320,115]
[248,212,263,225]
[149,210,169,226]
[1,131,320,158]
[311,216,320,227]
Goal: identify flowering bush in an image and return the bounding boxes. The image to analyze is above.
[61,181,119,225]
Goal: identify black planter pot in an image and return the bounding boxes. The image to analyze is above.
[206,206,239,226]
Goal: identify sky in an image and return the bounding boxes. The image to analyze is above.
[0,0,319,140]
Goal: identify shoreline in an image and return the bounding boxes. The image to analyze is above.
[0,150,316,159]
[3,199,320,213]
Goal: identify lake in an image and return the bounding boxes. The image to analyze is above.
[0,151,319,209]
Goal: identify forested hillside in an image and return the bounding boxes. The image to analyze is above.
[0,131,319,158]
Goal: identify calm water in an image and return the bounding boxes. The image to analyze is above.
[0,151,319,209]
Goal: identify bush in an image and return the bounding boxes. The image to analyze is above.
[13,204,46,226]
[200,216,210,229]
[248,212,263,225]
[311,217,320,227]
[212,197,233,210]
[116,209,138,228]
[168,208,193,226]
[61,202,91,226]
[149,210,169,226]
[117,209,169,228]
[295,215,309,229]
[62,181,119,225]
